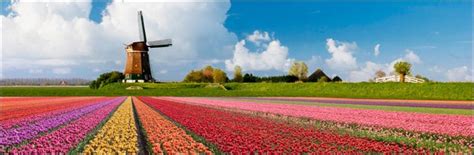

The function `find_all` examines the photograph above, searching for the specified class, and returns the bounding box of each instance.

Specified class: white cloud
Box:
[305,55,322,71]
[374,44,380,56]
[325,38,358,71]
[52,68,71,75]
[404,49,421,64]
[349,61,387,82]
[246,30,271,46]
[225,39,293,72]
[429,65,442,73]
[2,0,237,79]
[446,66,472,82]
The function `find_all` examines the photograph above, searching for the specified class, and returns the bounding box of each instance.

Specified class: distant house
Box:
[375,75,425,83]
[307,69,343,82]
[307,69,331,82]
[59,80,68,86]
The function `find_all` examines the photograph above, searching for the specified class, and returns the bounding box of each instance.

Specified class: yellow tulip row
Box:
[83,97,139,154]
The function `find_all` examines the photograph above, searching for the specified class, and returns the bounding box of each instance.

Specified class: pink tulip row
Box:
[162,97,473,137]
[8,97,124,154]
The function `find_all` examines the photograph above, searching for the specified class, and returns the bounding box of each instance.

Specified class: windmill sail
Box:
[138,11,147,42]
[148,39,172,48]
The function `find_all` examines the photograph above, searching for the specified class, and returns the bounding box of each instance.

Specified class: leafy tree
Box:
[243,73,258,82]
[375,70,386,78]
[183,66,228,83]
[394,61,411,83]
[213,69,228,83]
[89,71,124,89]
[289,61,308,81]
[202,65,214,83]
[183,70,204,82]
[233,65,243,82]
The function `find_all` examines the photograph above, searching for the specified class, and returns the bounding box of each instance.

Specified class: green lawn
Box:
[0,82,472,100]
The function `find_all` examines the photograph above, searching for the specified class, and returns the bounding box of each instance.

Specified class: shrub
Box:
[89,71,124,89]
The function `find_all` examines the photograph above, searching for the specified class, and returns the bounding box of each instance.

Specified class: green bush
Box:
[89,71,124,89]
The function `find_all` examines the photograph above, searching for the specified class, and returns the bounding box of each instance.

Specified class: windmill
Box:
[123,11,172,83]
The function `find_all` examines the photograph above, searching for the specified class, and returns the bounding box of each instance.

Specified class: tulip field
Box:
[0,96,472,154]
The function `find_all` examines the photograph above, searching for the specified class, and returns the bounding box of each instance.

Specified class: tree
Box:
[183,70,204,82]
[213,69,228,83]
[233,65,243,82]
[289,61,308,81]
[89,71,124,89]
[202,65,214,82]
[183,66,228,83]
[243,73,258,82]
[375,70,386,78]
[394,61,411,83]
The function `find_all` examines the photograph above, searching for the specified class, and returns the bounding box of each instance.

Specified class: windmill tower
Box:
[123,11,172,83]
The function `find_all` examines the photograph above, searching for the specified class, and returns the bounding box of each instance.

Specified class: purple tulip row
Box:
[0,101,97,130]
[243,97,473,109]
[8,97,123,154]
[0,97,123,147]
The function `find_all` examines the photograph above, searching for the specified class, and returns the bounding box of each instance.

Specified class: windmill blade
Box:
[138,11,147,42]
[148,39,172,48]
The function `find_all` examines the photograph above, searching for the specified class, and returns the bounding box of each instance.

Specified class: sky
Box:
[1,0,472,82]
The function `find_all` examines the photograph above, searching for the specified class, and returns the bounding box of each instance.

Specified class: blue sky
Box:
[1,0,472,81]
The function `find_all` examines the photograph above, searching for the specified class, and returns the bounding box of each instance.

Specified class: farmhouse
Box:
[375,75,425,83]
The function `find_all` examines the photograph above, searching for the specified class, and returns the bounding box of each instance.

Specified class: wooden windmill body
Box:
[123,11,172,83]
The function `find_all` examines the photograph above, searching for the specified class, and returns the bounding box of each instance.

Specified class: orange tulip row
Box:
[133,97,210,154]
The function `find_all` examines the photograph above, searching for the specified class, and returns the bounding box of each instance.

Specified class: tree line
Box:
[0,78,90,86]
[183,61,342,83]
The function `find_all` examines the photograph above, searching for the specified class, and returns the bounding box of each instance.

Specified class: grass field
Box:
[1,82,472,100]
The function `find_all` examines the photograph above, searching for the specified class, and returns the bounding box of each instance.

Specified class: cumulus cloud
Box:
[349,61,385,82]
[347,51,424,82]
[325,38,358,71]
[305,55,322,71]
[1,0,237,80]
[446,66,472,82]
[246,30,271,46]
[225,37,293,72]
[404,49,421,64]
[374,44,380,56]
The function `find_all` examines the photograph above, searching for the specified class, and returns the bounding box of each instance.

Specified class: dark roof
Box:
[308,69,331,82]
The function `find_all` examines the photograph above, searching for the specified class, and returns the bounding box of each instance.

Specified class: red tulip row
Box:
[133,97,209,154]
[140,97,426,153]
[0,97,112,122]
[0,97,102,112]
